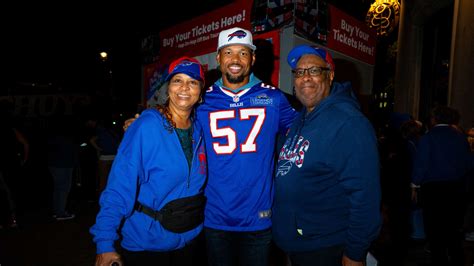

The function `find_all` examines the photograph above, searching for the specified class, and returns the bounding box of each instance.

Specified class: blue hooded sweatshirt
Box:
[272,82,381,261]
[90,109,207,254]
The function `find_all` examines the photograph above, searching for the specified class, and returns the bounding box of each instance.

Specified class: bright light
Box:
[366,0,401,36]
[100,51,108,61]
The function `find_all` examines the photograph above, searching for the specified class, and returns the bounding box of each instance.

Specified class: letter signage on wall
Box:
[327,5,377,65]
[159,0,253,64]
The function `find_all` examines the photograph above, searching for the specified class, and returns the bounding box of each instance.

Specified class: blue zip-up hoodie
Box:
[90,109,207,254]
[273,82,381,261]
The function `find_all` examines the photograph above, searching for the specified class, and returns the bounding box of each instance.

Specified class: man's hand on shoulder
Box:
[123,113,140,131]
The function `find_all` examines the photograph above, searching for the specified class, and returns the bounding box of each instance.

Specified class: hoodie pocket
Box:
[294,214,323,238]
[295,212,347,240]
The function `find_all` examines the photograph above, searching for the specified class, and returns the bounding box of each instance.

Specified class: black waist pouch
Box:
[136,193,206,233]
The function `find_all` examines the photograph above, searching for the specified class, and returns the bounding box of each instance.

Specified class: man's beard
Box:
[225,72,245,84]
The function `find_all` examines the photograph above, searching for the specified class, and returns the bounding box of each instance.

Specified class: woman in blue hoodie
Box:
[90,57,207,266]
[273,45,381,266]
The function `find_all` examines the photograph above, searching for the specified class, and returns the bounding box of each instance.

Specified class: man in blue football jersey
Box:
[198,27,297,266]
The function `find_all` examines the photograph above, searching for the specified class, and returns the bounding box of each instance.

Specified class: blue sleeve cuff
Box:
[96,241,116,254]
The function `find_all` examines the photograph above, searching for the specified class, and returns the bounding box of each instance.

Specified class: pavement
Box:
[0,199,98,266]
[1,189,473,266]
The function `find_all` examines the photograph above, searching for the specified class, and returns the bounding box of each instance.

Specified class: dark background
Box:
[3,1,233,108]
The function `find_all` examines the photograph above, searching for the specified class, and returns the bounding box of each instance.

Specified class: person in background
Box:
[272,45,381,266]
[411,106,472,266]
[47,117,80,220]
[0,101,29,229]
[400,120,426,241]
[90,57,208,266]
[464,127,474,242]
[87,116,121,194]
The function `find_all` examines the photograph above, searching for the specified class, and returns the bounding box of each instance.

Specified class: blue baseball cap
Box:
[287,45,335,71]
[166,57,205,84]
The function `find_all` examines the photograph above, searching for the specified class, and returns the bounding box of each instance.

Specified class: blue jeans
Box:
[205,227,272,266]
[49,167,74,215]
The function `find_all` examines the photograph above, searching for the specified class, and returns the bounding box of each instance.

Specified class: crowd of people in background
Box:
[376,106,473,266]
[0,99,126,228]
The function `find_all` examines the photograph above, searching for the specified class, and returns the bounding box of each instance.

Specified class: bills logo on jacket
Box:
[198,146,207,175]
[276,135,310,176]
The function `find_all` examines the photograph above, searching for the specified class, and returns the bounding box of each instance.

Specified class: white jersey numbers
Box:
[210,108,266,154]
[210,110,237,154]
[240,108,265,153]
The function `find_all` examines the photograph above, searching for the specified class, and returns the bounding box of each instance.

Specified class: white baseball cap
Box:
[217,27,256,52]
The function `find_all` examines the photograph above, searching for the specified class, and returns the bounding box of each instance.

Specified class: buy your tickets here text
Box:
[162,10,246,49]
[332,19,374,56]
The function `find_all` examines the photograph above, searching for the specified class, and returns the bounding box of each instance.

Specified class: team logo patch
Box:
[228,30,247,41]
[233,95,240,103]
[198,146,207,175]
[250,94,273,106]
[276,161,292,176]
[276,135,310,177]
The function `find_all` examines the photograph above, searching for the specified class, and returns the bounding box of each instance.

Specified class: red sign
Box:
[327,5,377,65]
[159,0,253,64]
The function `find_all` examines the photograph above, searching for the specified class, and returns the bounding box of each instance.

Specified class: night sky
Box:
[4,1,232,103]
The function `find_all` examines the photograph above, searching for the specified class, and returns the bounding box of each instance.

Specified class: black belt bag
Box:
[135,193,206,233]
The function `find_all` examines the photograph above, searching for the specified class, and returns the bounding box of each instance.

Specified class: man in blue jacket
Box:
[272,45,381,266]
[411,106,472,266]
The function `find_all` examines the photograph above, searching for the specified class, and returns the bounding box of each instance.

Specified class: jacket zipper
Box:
[188,134,202,188]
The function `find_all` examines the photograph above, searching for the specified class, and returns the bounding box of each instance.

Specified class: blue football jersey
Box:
[197,82,297,231]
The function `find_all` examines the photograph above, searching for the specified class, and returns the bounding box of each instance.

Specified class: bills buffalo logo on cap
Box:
[217,27,256,51]
[165,57,205,84]
[228,30,247,41]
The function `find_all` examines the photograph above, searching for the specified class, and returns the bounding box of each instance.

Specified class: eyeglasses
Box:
[292,66,330,78]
